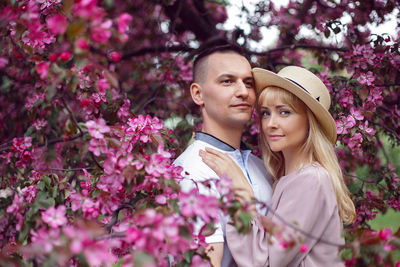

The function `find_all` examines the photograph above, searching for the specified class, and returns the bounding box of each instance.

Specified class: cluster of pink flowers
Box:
[0,0,399,266]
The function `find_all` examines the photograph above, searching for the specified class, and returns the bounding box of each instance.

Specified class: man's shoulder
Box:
[173,140,203,167]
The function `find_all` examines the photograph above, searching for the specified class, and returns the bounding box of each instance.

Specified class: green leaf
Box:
[37,181,45,190]
[38,198,55,209]
[36,191,55,209]
[43,175,52,187]
[51,185,59,198]
[183,250,194,263]
[18,223,31,243]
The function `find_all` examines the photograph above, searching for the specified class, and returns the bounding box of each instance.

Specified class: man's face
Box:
[195,52,256,130]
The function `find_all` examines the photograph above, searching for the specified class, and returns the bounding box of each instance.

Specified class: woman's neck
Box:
[283,149,310,176]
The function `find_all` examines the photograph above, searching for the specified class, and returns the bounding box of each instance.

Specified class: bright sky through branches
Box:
[225,0,399,51]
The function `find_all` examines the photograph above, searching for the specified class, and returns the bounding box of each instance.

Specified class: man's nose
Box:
[235,80,249,98]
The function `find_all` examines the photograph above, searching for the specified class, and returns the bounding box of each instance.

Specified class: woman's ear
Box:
[190,83,204,106]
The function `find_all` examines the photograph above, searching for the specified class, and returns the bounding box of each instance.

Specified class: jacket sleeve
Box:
[227,168,335,267]
[226,215,269,267]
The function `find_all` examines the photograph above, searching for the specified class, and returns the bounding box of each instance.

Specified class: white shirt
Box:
[174,132,273,267]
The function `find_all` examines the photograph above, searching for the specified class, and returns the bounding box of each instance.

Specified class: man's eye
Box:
[222,80,232,84]
[245,81,254,87]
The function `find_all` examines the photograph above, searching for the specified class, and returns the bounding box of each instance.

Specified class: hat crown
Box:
[277,66,331,110]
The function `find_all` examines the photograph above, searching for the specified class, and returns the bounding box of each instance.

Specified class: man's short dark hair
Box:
[192,43,246,83]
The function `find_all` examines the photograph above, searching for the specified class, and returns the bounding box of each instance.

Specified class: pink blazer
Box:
[226,164,345,267]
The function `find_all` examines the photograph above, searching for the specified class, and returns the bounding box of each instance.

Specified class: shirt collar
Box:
[195,131,248,151]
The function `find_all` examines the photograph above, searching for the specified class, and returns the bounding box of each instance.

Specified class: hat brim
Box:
[253,68,337,144]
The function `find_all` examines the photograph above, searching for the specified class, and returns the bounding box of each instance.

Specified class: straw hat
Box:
[253,66,337,144]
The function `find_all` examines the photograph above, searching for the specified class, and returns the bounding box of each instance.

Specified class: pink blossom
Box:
[36,61,50,79]
[49,53,58,62]
[345,115,356,128]
[21,185,37,203]
[180,189,220,224]
[37,0,62,10]
[74,0,103,19]
[67,190,83,211]
[191,255,211,267]
[88,137,108,156]
[350,107,364,120]
[359,121,376,136]
[12,137,32,152]
[63,224,118,266]
[117,13,132,33]
[346,133,363,150]
[117,97,131,121]
[97,78,110,94]
[359,71,375,86]
[25,92,46,110]
[126,227,141,242]
[82,198,100,219]
[29,170,42,182]
[91,20,112,43]
[0,57,8,69]
[76,38,89,50]
[32,118,48,130]
[299,243,308,253]
[86,118,110,139]
[6,194,24,214]
[22,27,55,49]
[110,51,122,62]
[126,114,164,144]
[46,14,67,35]
[60,51,71,61]
[338,88,354,108]
[155,195,167,204]
[92,92,108,104]
[31,227,62,253]
[42,205,68,228]
[378,228,392,241]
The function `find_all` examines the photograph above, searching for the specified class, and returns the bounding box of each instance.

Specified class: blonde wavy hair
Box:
[258,86,356,224]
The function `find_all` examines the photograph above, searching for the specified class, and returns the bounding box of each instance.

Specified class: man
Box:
[174,44,273,267]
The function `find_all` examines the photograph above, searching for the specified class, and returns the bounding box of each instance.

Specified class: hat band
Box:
[285,77,310,94]
[285,77,320,103]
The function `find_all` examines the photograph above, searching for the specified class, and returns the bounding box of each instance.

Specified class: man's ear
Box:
[190,83,204,106]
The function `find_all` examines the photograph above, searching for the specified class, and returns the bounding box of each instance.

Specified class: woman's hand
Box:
[199,147,255,205]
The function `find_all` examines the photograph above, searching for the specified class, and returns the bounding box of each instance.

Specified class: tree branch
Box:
[368,120,400,142]
[122,44,193,60]
[162,0,218,41]
[246,44,349,57]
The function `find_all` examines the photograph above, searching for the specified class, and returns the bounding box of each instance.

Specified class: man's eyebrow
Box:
[216,73,236,79]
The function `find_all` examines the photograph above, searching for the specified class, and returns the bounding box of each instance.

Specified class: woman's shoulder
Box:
[283,163,332,190]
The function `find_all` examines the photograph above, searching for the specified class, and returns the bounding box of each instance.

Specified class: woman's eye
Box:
[261,111,270,117]
[280,110,291,115]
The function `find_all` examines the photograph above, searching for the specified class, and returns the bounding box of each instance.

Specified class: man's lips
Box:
[231,103,252,108]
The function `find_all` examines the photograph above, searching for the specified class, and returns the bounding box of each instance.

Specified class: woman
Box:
[199,66,356,267]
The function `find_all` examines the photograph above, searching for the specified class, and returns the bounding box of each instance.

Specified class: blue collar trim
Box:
[195,131,248,151]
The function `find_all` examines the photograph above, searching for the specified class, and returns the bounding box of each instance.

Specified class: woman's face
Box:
[260,95,308,156]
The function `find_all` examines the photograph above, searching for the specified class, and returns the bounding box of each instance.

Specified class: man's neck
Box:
[201,122,243,149]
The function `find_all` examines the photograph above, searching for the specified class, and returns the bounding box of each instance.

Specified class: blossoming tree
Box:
[0,0,399,266]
